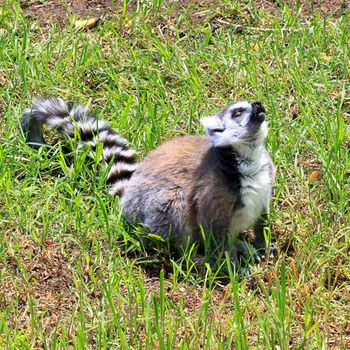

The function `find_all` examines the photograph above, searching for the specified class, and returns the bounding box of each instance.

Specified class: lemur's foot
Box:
[268,242,278,257]
[235,239,278,265]
[242,265,254,276]
[255,242,278,260]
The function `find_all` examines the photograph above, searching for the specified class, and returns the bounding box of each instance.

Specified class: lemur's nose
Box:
[251,101,266,123]
[251,101,266,114]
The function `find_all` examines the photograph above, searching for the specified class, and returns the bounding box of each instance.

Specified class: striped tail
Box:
[21,97,137,196]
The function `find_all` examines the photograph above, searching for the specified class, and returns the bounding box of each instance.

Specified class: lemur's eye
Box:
[211,128,225,133]
[231,108,244,118]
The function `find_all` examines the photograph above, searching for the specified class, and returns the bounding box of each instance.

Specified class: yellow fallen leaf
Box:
[125,19,133,28]
[309,170,320,182]
[250,43,259,51]
[320,52,331,62]
[74,17,100,29]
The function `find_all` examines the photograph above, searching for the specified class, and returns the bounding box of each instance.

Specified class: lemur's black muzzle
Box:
[250,101,266,123]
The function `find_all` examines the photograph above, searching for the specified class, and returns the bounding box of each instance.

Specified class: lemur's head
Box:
[201,101,268,149]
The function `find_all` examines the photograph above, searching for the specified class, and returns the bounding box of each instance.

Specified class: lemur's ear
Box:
[200,115,224,135]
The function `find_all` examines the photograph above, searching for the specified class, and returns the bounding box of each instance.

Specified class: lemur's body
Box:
[21,97,276,268]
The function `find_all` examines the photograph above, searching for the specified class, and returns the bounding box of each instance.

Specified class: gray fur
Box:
[22,98,276,270]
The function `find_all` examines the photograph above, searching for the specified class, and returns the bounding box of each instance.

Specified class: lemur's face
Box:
[201,101,268,148]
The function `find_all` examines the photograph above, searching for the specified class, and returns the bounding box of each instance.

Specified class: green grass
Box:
[1,0,350,348]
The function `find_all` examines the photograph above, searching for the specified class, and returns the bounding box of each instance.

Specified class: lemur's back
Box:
[128,136,209,188]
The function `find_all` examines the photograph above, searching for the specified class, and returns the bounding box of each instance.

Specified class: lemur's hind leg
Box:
[122,179,197,254]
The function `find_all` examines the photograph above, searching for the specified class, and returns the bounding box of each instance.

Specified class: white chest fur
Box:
[230,161,272,233]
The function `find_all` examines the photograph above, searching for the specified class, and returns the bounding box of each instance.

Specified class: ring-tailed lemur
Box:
[21,97,276,270]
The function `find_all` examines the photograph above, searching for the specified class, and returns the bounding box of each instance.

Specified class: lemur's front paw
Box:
[242,265,254,277]
[257,242,278,260]
[268,242,278,258]
[255,243,278,262]
[236,239,278,265]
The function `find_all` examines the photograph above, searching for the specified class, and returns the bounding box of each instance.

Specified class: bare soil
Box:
[20,0,115,24]
[19,0,349,25]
